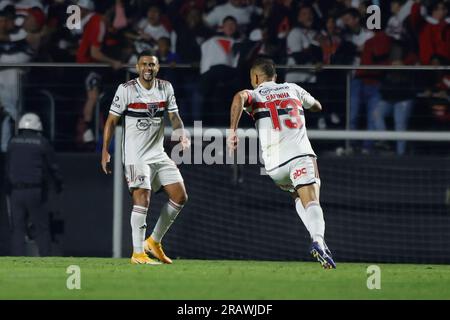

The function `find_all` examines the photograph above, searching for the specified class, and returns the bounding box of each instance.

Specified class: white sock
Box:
[151,199,184,243]
[295,198,311,237]
[131,205,148,253]
[305,201,325,248]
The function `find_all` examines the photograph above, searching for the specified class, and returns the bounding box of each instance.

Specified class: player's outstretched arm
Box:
[169,111,190,150]
[228,90,248,153]
[101,114,121,174]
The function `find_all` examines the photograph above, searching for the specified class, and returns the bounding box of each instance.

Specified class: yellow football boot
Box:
[130,252,162,265]
[144,237,173,264]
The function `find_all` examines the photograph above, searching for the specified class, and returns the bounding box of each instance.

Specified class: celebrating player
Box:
[228,58,336,269]
[101,51,190,265]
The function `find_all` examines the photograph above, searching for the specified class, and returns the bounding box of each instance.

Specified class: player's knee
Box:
[132,189,151,207]
[172,192,188,206]
[178,192,188,206]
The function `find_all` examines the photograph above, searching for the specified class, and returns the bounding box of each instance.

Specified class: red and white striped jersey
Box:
[109,78,178,165]
[244,81,317,171]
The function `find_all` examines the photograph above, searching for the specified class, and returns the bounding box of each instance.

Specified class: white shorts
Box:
[266,155,320,193]
[124,158,183,192]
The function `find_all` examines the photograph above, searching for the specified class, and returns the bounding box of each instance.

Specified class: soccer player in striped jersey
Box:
[101,51,190,265]
[228,58,336,269]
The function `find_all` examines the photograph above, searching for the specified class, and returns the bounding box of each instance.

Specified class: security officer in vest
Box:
[5,113,63,256]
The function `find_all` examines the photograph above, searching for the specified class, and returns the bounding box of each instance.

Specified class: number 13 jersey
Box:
[244,81,317,171]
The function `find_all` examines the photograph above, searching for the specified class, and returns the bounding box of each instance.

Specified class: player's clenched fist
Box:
[179,136,191,151]
[101,150,112,174]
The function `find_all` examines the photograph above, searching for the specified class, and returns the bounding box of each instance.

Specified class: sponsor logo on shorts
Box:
[137,175,146,183]
[136,119,151,131]
[293,168,307,180]
[114,95,119,102]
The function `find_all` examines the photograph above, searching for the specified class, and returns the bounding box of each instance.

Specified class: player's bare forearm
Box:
[102,114,120,152]
[228,91,248,153]
[230,91,247,131]
[169,111,184,132]
[169,111,190,150]
[101,114,120,174]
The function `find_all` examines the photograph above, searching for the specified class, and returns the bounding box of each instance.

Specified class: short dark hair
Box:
[137,50,157,62]
[222,15,237,25]
[251,58,276,78]
[429,0,447,13]
[157,36,170,45]
[342,7,360,19]
[0,5,15,18]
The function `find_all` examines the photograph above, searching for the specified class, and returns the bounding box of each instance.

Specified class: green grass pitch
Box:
[0,257,449,299]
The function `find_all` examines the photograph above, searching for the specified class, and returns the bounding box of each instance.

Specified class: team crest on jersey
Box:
[147,103,159,118]
[136,119,151,131]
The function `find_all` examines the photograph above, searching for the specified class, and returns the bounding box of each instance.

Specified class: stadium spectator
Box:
[239,0,290,69]
[386,0,415,41]
[410,0,450,65]
[241,25,284,65]
[199,15,241,125]
[353,27,393,152]
[285,5,322,84]
[0,0,45,29]
[174,6,212,65]
[0,6,35,152]
[241,0,289,66]
[340,8,376,153]
[155,36,180,86]
[130,4,172,54]
[418,55,450,130]
[315,15,345,131]
[247,0,291,41]
[204,0,260,33]
[318,15,342,65]
[111,0,128,31]
[74,0,123,148]
[373,42,418,155]
[45,0,82,62]
[102,1,133,63]
[340,7,374,66]
[172,6,212,122]
[5,113,63,256]
[0,0,44,11]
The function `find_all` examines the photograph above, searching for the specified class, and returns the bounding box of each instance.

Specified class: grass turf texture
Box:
[0,257,449,299]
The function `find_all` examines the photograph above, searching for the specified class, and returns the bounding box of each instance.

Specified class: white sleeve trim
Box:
[109,110,122,116]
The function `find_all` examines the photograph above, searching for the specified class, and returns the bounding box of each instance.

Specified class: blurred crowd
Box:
[0,0,449,154]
